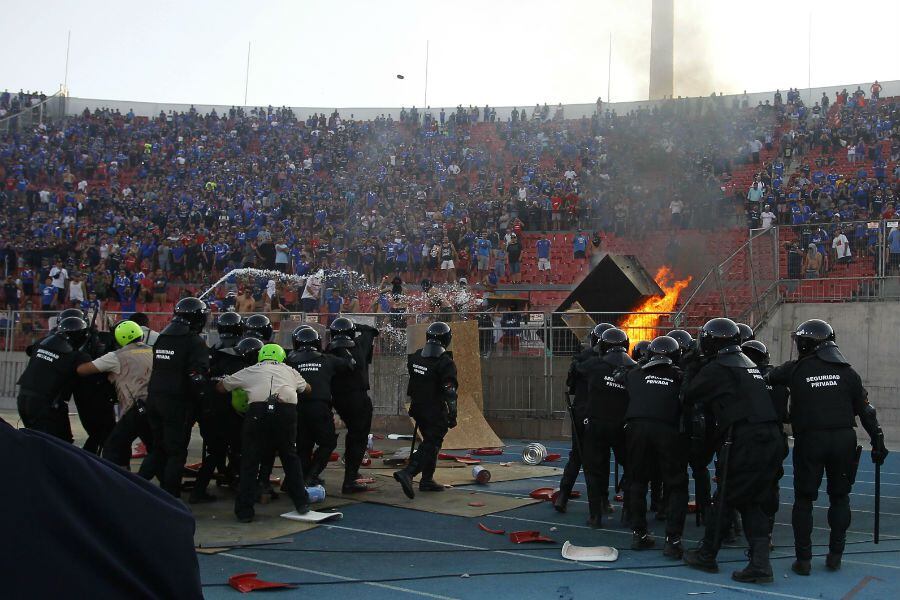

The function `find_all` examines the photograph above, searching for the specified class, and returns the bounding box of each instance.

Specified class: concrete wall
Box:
[757,302,900,443]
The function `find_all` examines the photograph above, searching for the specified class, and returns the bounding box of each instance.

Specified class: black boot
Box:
[586,514,601,529]
[553,488,570,513]
[342,477,369,494]
[293,502,310,515]
[684,542,719,573]
[826,534,844,571]
[731,538,773,584]
[393,469,416,499]
[791,560,811,576]
[631,531,656,550]
[419,479,445,492]
[663,536,684,559]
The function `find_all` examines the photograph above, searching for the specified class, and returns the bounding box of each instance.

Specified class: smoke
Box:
[673,0,741,98]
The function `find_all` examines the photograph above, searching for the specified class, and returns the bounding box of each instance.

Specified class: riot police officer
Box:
[767,319,889,575]
[631,339,651,364]
[576,327,636,527]
[286,326,354,487]
[327,317,380,493]
[190,312,247,502]
[393,322,458,499]
[243,314,274,342]
[218,343,312,522]
[742,339,789,545]
[623,335,687,557]
[76,320,154,468]
[554,322,614,512]
[138,298,210,498]
[736,323,755,344]
[682,318,782,584]
[17,316,92,442]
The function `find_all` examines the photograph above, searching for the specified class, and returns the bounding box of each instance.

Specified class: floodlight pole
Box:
[244,42,251,106]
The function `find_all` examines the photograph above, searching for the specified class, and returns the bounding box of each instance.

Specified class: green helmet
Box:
[114,320,144,348]
[231,389,249,414]
[258,343,286,363]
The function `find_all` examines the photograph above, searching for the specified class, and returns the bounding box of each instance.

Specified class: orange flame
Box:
[619,267,692,350]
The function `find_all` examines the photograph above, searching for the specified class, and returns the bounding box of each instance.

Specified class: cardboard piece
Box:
[281,510,343,523]
[559,302,596,346]
[406,320,502,450]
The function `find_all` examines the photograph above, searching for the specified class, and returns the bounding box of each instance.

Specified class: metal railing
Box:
[0,88,66,134]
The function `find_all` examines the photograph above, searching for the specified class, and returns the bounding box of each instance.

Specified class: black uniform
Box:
[71,330,117,455]
[192,338,245,498]
[576,350,634,522]
[679,348,714,519]
[767,350,876,562]
[684,352,782,560]
[624,361,688,538]
[138,321,209,497]
[760,363,790,532]
[328,323,378,483]
[556,346,593,506]
[285,349,352,483]
[17,334,91,442]
[404,347,458,483]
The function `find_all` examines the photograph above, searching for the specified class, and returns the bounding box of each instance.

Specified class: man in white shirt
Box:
[761,206,776,229]
[832,227,852,266]
[301,271,323,313]
[669,199,685,228]
[218,343,312,522]
[49,261,68,304]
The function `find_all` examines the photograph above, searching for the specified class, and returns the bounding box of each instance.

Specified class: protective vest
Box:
[148,331,209,397]
[17,334,89,405]
[566,347,594,419]
[760,364,789,424]
[286,350,349,403]
[111,342,153,411]
[624,363,682,426]
[687,360,777,436]
[776,355,860,434]
[578,357,631,423]
[329,325,377,394]
[406,350,457,410]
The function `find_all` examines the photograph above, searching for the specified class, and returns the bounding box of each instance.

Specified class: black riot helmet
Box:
[328,316,357,349]
[741,340,769,367]
[736,323,755,343]
[234,337,264,365]
[216,311,244,338]
[698,317,741,357]
[243,314,273,341]
[58,308,86,323]
[292,325,321,351]
[58,316,89,348]
[599,327,629,355]
[666,329,694,353]
[589,322,615,348]
[792,319,835,356]
[631,340,651,362]
[647,335,681,364]
[426,321,452,348]
[173,297,210,333]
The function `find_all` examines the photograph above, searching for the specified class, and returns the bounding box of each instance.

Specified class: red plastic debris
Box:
[468,502,486,507]
[687,501,698,513]
[529,487,556,501]
[329,452,340,462]
[361,457,372,467]
[549,489,581,502]
[185,462,202,472]
[472,448,503,456]
[268,476,282,485]
[356,477,376,485]
[544,453,562,462]
[228,572,296,593]
[438,453,481,465]
[509,530,555,544]
[614,493,624,503]
[368,449,384,458]
[478,522,505,534]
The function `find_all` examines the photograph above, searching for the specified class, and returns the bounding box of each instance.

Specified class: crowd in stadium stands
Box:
[0,89,48,120]
[0,82,895,320]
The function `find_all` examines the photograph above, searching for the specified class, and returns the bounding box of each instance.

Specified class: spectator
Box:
[761,205,776,229]
[831,227,852,267]
[151,270,168,304]
[301,270,323,313]
[2,276,21,311]
[49,261,68,305]
[573,231,588,259]
[40,277,55,311]
[536,233,552,284]
[236,288,256,314]
[669,198,685,229]
[888,225,900,275]
[801,243,823,278]
[507,234,522,284]
[68,273,86,306]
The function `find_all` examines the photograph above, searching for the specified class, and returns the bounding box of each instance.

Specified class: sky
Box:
[3,0,899,109]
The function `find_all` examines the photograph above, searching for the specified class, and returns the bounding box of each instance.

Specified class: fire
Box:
[619,267,692,350]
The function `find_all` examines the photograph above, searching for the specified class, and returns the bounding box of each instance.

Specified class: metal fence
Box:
[0,309,680,419]
[0,89,67,134]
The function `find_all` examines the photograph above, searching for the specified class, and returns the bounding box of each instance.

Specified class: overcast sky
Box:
[3,0,899,108]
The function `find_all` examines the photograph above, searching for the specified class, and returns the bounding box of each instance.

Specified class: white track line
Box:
[219,552,459,600]
[322,524,820,600]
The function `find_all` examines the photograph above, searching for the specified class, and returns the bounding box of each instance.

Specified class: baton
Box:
[563,393,584,457]
[875,460,881,544]
[711,426,734,552]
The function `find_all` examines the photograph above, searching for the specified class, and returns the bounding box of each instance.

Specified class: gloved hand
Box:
[871,432,888,465]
